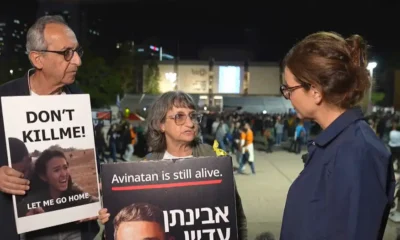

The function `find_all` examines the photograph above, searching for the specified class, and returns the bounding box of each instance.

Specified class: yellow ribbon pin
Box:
[213,140,228,156]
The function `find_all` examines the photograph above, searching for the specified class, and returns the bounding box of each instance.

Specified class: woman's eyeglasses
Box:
[167,112,203,126]
[280,84,305,100]
[35,46,84,61]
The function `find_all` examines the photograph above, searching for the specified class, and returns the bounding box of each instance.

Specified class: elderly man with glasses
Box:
[0,15,99,240]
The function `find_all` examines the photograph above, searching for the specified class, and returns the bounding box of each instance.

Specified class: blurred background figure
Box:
[255,232,276,240]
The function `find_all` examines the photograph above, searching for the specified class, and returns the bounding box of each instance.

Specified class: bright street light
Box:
[367,62,377,78]
[366,61,377,114]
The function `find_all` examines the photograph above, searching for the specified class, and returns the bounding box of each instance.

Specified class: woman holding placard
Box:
[98,91,248,239]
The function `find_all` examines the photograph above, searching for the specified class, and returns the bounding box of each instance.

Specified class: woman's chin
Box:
[180,136,195,143]
[58,185,68,192]
[296,112,304,119]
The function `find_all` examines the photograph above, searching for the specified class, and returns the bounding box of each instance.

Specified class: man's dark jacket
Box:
[0,72,99,240]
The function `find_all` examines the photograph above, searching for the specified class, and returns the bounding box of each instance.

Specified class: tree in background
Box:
[0,55,31,84]
[76,49,123,108]
[0,61,11,85]
[143,59,160,94]
[371,92,385,106]
[113,41,136,93]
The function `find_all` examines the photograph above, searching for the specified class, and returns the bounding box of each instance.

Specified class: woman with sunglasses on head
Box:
[279,32,395,240]
[97,91,248,239]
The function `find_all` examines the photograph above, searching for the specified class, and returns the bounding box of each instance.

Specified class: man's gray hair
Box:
[26,15,68,53]
[146,91,199,152]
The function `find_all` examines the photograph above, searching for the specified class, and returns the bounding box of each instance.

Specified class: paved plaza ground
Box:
[235,149,398,240]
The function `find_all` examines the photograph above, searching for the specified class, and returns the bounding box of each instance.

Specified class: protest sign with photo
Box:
[101,156,238,240]
[1,94,101,234]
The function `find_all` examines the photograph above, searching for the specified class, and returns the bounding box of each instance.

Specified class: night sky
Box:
[3,0,399,69]
[94,1,400,68]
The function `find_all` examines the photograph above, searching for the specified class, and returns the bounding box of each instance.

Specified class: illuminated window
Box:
[165,72,177,82]
[218,66,241,93]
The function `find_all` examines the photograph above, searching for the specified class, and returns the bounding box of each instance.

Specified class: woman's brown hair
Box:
[284,31,371,109]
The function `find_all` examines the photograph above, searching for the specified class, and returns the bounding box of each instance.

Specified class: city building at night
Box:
[121,60,292,113]
[0,18,29,59]
[115,42,174,61]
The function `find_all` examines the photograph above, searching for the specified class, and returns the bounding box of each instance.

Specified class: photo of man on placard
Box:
[113,203,166,240]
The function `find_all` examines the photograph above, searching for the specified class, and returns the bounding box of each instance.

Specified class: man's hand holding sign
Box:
[0,166,30,195]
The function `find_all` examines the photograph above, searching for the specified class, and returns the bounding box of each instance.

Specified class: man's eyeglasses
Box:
[280,84,304,100]
[167,112,203,126]
[36,46,84,61]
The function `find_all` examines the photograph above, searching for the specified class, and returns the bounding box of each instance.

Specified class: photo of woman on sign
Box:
[17,149,98,217]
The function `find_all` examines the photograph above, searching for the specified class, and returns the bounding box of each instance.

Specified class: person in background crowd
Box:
[107,124,119,162]
[288,119,299,153]
[389,122,400,172]
[94,121,106,172]
[237,123,255,175]
[303,119,311,142]
[227,122,235,152]
[215,117,228,152]
[377,113,390,140]
[122,123,136,161]
[211,117,220,135]
[293,120,306,154]
[0,15,99,240]
[274,118,284,146]
[98,91,248,240]
[263,128,273,153]
[255,232,276,240]
[279,32,395,239]
[233,121,243,165]
[133,123,148,158]
[368,119,376,133]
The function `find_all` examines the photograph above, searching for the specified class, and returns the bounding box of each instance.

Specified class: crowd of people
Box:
[93,110,320,177]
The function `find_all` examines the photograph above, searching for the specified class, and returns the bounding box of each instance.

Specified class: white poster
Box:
[1,94,101,234]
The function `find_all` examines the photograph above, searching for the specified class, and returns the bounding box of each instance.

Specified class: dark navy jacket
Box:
[280,108,395,240]
[0,72,99,240]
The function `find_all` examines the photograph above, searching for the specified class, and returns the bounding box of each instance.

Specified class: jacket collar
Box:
[314,107,365,147]
[145,143,216,160]
[22,68,76,95]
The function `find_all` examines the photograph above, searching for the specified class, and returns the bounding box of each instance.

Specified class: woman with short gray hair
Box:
[145,90,203,156]
[99,90,248,239]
